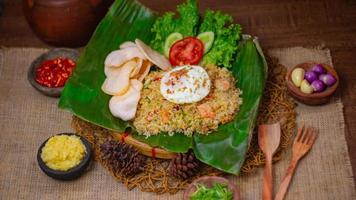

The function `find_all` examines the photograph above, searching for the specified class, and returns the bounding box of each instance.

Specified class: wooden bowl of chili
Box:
[28,48,79,97]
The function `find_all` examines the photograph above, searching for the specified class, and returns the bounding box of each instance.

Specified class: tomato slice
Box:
[169,37,204,66]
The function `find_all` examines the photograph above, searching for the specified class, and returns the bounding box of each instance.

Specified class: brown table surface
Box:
[1,0,355,184]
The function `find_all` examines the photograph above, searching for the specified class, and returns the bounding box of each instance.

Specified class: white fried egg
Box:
[160,65,211,104]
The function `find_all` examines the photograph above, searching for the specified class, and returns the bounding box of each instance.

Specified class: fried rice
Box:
[133,64,242,137]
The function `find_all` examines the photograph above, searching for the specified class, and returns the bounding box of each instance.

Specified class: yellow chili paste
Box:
[41,135,86,171]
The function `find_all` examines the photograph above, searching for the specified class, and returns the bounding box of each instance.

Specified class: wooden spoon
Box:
[258,122,281,200]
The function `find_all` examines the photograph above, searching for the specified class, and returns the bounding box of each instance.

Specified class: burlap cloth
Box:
[0,47,354,199]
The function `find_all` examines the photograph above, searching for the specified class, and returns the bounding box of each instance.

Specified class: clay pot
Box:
[23,0,113,47]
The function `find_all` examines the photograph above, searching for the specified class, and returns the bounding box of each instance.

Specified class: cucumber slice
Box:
[164,32,183,57]
[197,31,215,54]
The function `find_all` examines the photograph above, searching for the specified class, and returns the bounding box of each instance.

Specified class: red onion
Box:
[311,64,326,75]
[304,71,318,83]
[311,80,326,92]
[319,73,336,86]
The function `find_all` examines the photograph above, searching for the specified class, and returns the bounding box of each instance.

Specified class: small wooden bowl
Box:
[27,48,79,97]
[183,176,240,200]
[37,133,92,181]
[286,62,339,105]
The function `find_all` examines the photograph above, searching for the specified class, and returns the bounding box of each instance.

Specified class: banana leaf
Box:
[59,0,156,131]
[59,0,267,175]
[193,36,267,174]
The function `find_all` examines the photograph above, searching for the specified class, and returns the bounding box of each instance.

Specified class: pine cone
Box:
[169,150,201,179]
[100,140,146,177]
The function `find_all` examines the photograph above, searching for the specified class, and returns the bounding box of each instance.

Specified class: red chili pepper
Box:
[153,76,162,82]
[151,147,156,158]
[35,57,76,88]
[120,132,129,143]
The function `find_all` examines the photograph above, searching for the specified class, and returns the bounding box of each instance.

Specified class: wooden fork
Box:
[275,125,318,200]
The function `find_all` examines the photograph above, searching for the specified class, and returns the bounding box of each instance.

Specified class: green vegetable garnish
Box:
[150,0,200,54]
[197,31,215,54]
[199,10,242,68]
[190,183,233,200]
[150,0,241,68]
[164,32,183,57]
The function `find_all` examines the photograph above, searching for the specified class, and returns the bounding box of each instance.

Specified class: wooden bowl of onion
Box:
[286,62,339,105]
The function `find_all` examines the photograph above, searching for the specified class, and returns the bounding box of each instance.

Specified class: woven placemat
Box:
[0,47,354,199]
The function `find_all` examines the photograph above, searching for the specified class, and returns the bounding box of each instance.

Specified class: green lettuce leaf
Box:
[199,10,241,68]
[150,0,200,53]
